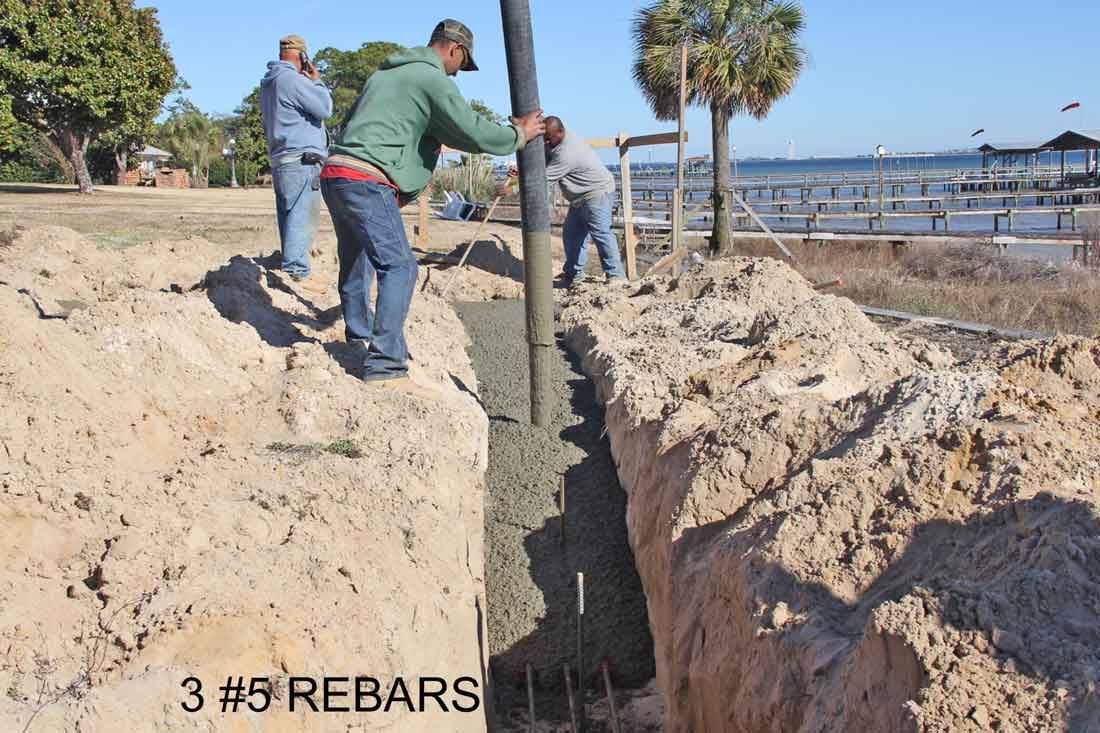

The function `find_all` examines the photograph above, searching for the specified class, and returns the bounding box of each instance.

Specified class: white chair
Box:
[434,191,483,221]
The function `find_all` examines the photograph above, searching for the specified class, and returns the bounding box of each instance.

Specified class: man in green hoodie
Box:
[321,19,544,390]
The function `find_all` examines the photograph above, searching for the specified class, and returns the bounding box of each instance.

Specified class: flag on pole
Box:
[1061,101,1082,112]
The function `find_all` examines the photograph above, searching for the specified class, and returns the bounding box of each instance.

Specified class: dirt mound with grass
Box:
[562,258,1100,732]
[0,226,491,731]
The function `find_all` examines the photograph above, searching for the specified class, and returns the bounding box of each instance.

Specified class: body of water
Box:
[616,152,1096,236]
[630,151,1089,179]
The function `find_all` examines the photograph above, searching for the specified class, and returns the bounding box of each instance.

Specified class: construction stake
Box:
[646,246,688,277]
[729,189,795,260]
[576,572,587,733]
[602,662,621,733]
[440,195,505,298]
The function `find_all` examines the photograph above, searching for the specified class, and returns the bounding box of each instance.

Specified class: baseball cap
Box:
[279,35,308,54]
[430,19,478,72]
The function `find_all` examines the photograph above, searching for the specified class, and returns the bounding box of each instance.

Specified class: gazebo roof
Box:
[978,140,1050,154]
[1040,130,1100,151]
[138,145,173,159]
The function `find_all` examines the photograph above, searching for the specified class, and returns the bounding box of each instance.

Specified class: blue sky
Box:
[143,0,1100,161]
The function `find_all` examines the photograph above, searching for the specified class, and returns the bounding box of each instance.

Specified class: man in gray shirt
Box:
[505,116,625,285]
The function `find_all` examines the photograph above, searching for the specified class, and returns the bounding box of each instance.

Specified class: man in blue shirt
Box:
[260,34,333,293]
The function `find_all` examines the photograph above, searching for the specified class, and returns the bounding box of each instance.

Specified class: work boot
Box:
[553,274,575,290]
[290,274,332,296]
[367,376,441,401]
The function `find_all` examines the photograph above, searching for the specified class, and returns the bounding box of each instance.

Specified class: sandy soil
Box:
[11,184,1091,732]
[562,259,1100,732]
[0,186,504,731]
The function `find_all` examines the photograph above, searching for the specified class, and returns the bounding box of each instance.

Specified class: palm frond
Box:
[631,0,807,121]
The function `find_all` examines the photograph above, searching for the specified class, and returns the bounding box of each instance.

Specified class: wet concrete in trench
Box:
[455,300,654,725]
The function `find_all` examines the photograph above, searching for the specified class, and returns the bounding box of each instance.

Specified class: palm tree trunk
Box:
[709,103,733,256]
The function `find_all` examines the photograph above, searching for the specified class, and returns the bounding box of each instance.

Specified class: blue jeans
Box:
[321,178,418,380]
[272,156,321,279]
[562,193,626,280]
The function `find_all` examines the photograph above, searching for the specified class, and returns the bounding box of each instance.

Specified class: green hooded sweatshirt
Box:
[329,47,526,198]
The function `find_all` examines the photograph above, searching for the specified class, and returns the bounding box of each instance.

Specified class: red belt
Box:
[320,165,397,191]
[321,156,399,193]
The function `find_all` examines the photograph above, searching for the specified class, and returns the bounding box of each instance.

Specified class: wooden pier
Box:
[619,165,1082,194]
[618,174,1100,234]
[423,135,1098,275]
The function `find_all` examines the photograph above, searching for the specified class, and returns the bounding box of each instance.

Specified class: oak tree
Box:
[0,0,176,192]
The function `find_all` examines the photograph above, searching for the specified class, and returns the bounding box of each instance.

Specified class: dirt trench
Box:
[455,299,656,730]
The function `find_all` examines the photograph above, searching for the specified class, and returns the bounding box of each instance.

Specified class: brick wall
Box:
[154,168,190,189]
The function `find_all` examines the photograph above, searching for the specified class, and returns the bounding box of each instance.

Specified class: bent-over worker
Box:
[504,116,626,286]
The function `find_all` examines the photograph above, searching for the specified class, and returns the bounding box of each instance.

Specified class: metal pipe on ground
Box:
[500,0,554,428]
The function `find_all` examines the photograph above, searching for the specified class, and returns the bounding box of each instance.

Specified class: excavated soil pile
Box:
[0,225,491,731]
[455,299,655,729]
[562,258,1100,732]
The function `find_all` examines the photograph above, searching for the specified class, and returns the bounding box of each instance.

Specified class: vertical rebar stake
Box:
[576,572,586,733]
[563,664,579,733]
[559,475,567,547]
[602,662,622,733]
[525,663,536,733]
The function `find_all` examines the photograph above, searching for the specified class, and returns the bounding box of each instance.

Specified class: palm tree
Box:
[157,108,219,188]
[633,0,807,255]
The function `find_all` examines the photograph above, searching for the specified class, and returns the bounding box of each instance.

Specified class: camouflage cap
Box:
[279,35,308,54]
[430,19,478,72]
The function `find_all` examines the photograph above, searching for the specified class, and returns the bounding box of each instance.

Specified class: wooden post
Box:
[878,155,885,229]
[618,132,637,280]
[417,192,430,248]
[672,42,688,254]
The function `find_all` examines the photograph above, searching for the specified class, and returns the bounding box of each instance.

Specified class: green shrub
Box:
[207,156,232,188]
[431,155,500,202]
[0,159,64,183]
